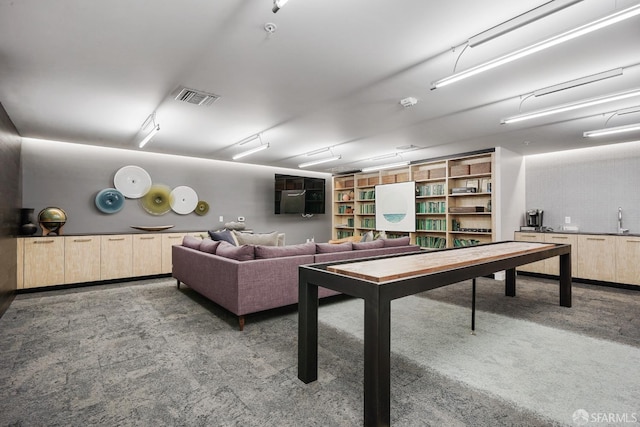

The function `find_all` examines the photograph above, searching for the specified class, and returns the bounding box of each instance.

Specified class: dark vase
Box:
[19,208,38,235]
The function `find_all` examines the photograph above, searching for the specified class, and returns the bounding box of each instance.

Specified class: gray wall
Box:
[21,139,332,244]
[525,141,640,234]
[0,103,21,315]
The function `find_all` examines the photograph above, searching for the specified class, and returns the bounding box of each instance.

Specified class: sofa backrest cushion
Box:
[233,230,280,246]
[255,242,316,259]
[208,229,237,245]
[352,239,385,250]
[183,235,202,250]
[216,241,255,261]
[316,242,352,253]
[382,236,411,247]
[199,239,220,254]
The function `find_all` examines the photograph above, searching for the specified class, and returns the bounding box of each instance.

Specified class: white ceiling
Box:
[1,0,640,173]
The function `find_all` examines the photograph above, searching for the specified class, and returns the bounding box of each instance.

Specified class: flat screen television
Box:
[274,174,325,214]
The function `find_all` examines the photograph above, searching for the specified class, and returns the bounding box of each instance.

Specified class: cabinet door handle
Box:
[626,240,640,243]
[34,240,55,244]
[521,235,538,238]
[551,237,568,240]
[586,237,605,241]
[108,237,126,241]
[168,236,183,239]
[73,238,92,242]
[140,236,155,240]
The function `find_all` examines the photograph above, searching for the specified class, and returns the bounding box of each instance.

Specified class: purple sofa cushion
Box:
[352,239,384,250]
[216,241,255,261]
[382,236,411,247]
[255,242,316,259]
[182,235,202,250]
[208,229,237,245]
[316,242,352,253]
[199,239,220,254]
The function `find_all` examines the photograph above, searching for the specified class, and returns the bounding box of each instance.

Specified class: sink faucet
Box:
[618,207,629,234]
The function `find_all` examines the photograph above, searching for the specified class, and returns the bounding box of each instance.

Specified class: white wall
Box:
[524,141,640,234]
[495,146,526,241]
[21,138,332,244]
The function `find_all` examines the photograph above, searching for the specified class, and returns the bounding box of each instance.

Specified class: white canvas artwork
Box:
[375,181,416,232]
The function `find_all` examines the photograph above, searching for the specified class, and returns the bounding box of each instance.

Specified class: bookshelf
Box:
[331,152,495,249]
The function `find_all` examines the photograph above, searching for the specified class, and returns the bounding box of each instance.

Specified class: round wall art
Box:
[114,165,152,198]
[195,200,209,216]
[170,186,198,215]
[95,188,125,214]
[140,184,173,215]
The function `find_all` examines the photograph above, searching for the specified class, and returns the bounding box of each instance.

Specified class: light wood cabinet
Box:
[100,235,133,280]
[513,232,547,274]
[132,234,162,276]
[23,237,65,288]
[16,238,24,289]
[161,233,187,274]
[64,236,101,284]
[615,236,640,285]
[577,235,616,282]
[543,233,579,276]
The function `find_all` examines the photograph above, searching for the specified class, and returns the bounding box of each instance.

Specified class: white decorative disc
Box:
[170,186,198,214]
[114,165,152,199]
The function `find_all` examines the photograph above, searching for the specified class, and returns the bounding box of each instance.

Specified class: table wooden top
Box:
[326,241,557,283]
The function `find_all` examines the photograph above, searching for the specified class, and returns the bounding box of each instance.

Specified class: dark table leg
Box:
[363,292,391,427]
[505,268,516,297]
[471,278,476,334]
[298,275,319,383]
[559,252,572,307]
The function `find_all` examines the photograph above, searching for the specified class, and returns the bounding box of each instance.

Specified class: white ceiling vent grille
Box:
[174,87,220,106]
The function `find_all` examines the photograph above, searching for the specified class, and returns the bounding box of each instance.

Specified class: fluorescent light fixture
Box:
[272,0,288,13]
[305,147,331,156]
[232,143,269,160]
[584,123,640,138]
[533,68,623,97]
[238,135,261,146]
[138,124,160,148]
[468,0,583,47]
[432,3,640,89]
[369,153,399,161]
[502,88,640,124]
[298,155,341,168]
[361,161,410,173]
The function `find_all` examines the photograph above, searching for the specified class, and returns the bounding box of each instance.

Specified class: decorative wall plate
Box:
[195,200,209,216]
[130,225,175,232]
[95,188,125,214]
[140,184,172,215]
[170,186,198,214]
[114,165,152,198]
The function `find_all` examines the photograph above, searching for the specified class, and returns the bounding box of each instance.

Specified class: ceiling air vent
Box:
[174,87,220,106]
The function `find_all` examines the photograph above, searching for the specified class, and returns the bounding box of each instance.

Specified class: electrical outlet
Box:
[237,216,245,222]
[219,216,224,222]
[565,216,571,224]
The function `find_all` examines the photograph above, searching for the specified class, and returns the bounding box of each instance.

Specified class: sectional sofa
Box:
[172,235,421,330]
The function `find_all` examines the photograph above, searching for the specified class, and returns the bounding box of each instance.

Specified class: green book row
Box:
[358,190,375,200]
[337,230,354,239]
[453,238,480,247]
[415,235,446,248]
[416,218,447,231]
[416,183,445,197]
[359,203,375,214]
[360,218,376,228]
[337,205,353,214]
[416,201,446,213]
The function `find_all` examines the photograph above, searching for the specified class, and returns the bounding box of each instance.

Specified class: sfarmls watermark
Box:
[573,409,638,425]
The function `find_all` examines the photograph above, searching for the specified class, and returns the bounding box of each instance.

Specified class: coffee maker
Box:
[524,209,544,230]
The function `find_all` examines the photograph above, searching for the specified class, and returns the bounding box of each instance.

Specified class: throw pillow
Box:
[208,229,236,245]
[215,241,255,261]
[382,236,411,247]
[232,230,280,246]
[316,242,352,253]
[255,242,316,259]
[182,235,202,250]
[199,239,220,254]
[353,239,385,250]
[360,231,374,242]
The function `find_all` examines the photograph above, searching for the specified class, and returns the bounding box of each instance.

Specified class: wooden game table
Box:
[297,241,571,427]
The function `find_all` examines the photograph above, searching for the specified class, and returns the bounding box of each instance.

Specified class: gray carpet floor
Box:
[0,275,638,426]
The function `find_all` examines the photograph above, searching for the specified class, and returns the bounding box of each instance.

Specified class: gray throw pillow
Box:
[215,241,255,261]
[199,239,220,254]
[208,229,237,245]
